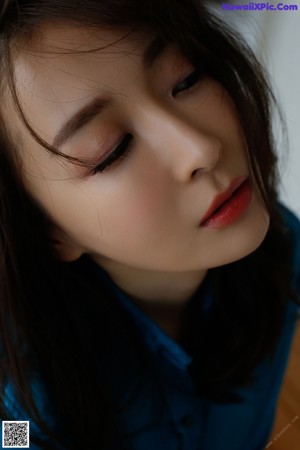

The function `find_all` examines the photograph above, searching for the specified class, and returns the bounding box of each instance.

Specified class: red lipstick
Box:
[200,176,253,228]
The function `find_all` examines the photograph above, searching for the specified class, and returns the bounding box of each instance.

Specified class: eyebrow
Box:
[52,35,167,149]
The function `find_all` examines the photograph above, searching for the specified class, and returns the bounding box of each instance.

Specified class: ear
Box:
[50,226,85,262]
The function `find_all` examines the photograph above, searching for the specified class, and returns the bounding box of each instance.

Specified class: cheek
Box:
[33,173,171,252]
[86,178,170,245]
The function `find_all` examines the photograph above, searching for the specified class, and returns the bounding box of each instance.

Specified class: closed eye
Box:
[91,65,205,175]
[92,133,133,174]
[172,66,206,96]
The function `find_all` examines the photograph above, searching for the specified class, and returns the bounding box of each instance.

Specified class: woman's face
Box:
[8,23,269,281]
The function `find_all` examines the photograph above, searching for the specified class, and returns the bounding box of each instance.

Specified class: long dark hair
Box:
[0,1,299,448]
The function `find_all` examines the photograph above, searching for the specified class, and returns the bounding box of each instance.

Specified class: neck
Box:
[92,256,208,306]
[92,257,209,342]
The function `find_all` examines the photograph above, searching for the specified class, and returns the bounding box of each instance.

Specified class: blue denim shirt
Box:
[1,201,300,449]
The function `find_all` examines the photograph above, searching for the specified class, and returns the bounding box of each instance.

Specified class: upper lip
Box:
[200,176,248,225]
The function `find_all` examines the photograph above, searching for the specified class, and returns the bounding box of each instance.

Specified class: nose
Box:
[141,103,222,182]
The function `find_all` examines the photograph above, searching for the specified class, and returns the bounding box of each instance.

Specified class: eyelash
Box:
[92,67,204,175]
[172,66,205,96]
[92,133,133,174]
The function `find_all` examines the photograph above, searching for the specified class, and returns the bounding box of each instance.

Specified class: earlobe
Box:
[50,227,85,262]
[52,240,84,262]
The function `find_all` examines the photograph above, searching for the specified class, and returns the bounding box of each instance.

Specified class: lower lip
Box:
[200,179,253,229]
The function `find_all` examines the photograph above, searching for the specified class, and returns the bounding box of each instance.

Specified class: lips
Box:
[200,176,248,225]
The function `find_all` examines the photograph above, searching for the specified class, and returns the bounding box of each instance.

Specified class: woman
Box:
[0,0,299,448]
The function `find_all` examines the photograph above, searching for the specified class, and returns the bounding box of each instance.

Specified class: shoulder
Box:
[276,200,300,238]
[276,201,300,282]
[1,374,67,449]
[275,201,300,328]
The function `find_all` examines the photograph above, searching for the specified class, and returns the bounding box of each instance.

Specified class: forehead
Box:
[24,21,147,56]
[9,22,185,148]
[8,23,158,147]
[14,22,148,100]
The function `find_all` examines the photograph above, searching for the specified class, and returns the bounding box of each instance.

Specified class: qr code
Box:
[2,421,29,448]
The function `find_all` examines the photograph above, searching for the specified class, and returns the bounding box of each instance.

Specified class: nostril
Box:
[191,168,203,178]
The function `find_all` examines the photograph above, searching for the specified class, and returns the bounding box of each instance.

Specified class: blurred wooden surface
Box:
[265,320,300,449]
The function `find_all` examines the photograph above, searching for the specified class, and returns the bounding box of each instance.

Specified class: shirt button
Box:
[180,414,194,427]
